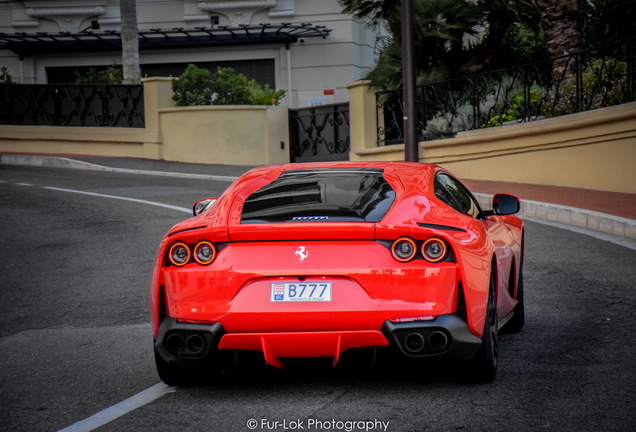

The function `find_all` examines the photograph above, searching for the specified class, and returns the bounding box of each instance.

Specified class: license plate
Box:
[271,282,332,302]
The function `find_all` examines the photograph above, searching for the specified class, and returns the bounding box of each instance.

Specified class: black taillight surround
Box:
[381,237,455,263]
[165,241,228,267]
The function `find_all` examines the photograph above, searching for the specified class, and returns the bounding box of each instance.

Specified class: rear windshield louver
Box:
[241,169,396,224]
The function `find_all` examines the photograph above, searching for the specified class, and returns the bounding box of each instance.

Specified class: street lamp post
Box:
[401,0,419,162]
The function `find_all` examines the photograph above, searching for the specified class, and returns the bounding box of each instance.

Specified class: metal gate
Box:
[289,103,350,163]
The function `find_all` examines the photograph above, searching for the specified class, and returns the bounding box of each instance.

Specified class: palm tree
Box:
[120,0,140,84]
[582,0,636,53]
[478,0,543,68]
[340,0,483,90]
[532,0,584,78]
[339,0,400,29]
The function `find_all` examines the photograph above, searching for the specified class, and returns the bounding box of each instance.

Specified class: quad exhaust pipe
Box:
[186,334,206,355]
[165,333,185,353]
[428,331,449,352]
[403,330,449,354]
[165,332,207,356]
[404,332,426,353]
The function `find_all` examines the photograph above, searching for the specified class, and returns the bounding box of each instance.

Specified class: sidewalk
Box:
[2,154,635,243]
[462,179,636,220]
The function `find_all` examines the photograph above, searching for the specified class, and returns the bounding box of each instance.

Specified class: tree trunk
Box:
[120,0,140,84]
[534,0,584,78]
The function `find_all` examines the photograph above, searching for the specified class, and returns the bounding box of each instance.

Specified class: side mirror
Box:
[193,198,217,216]
[492,193,520,215]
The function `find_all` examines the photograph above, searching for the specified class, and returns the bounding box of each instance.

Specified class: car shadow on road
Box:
[179,346,500,389]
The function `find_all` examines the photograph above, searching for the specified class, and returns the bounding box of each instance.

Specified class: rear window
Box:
[241,168,396,223]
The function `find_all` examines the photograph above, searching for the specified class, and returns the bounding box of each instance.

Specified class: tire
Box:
[469,274,499,383]
[154,343,218,386]
[506,267,525,332]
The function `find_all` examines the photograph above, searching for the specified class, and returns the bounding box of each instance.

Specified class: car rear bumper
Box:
[218,330,388,369]
[382,314,481,361]
[155,313,482,368]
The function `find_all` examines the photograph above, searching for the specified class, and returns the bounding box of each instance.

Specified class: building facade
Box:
[0,0,382,107]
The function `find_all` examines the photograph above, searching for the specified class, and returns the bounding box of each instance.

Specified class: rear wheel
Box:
[506,268,525,332]
[507,233,525,333]
[470,274,499,383]
[154,343,219,386]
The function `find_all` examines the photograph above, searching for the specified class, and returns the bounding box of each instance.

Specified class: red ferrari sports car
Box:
[150,162,524,384]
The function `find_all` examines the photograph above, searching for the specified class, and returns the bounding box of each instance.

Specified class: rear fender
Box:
[452,231,493,338]
[461,262,491,339]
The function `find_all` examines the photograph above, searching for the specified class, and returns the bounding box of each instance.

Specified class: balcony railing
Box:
[377,38,635,145]
[0,84,144,127]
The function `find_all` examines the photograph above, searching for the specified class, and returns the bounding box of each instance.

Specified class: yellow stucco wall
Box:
[158,105,289,166]
[349,79,636,194]
[429,103,636,193]
[0,77,289,166]
[1,79,634,193]
[0,124,160,158]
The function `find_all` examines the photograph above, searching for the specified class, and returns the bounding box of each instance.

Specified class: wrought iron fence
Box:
[377,38,635,145]
[0,84,144,127]
[289,103,350,162]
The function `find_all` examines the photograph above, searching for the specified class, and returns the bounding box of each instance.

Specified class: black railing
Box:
[289,103,350,162]
[377,38,635,145]
[0,84,144,127]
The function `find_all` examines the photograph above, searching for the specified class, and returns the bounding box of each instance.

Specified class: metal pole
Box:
[401,0,419,162]
[286,43,293,109]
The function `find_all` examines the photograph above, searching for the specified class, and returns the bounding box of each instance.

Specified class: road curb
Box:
[0,154,238,182]
[3,154,634,243]
[473,193,636,243]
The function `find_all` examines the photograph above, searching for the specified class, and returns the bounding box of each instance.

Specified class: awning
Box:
[0,23,331,57]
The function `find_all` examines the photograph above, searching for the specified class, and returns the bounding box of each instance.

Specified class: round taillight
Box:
[194,241,216,265]
[391,237,417,262]
[422,238,448,263]
[168,242,191,266]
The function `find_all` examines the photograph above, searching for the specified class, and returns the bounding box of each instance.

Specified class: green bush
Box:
[73,64,122,84]
[545,58,628,117]
[484,90,542,128]
[209,67,251,105]
[248,81,286,105]
[172,64,285,106]
[172,64,214,106]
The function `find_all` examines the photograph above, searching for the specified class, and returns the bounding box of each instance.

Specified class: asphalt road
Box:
[1,164,634,432]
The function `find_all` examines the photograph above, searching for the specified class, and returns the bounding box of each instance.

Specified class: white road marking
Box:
[44,186,191,214]
[6,166,631,431]
[3,178,195,430]
[57,383,176,432]
[32,186,188,430]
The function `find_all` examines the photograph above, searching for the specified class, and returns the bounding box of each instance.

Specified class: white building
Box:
[0,0,382,107]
